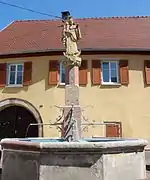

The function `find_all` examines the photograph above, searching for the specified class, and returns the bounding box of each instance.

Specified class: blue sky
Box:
[0,0,150,29]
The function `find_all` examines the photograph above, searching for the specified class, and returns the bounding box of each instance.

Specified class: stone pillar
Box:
[60,12,82,141]
[63,66,81,141]
[65,66,79,86]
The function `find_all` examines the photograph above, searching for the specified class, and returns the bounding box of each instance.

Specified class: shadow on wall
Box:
[129,57,149,88]
[1,87,28,94]
[41,154,102,167]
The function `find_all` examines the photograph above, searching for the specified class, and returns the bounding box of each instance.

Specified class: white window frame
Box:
[7,63,24,87]
[101,60,119,85]
[59,62,65,85]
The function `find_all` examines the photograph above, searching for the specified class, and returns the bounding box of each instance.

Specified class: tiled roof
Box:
[1,16,150,55]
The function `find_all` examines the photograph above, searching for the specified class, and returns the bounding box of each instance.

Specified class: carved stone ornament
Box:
[61,16,82,67]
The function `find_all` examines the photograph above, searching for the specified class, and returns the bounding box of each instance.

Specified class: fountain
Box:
[0,12,147,180]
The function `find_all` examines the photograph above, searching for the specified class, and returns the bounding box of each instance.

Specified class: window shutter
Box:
[79,60,88,85]
[119,60,129,85]
[92,60,101,85]
[23,62,32,86]
[48,60,58,85]
[144,60,150,85]
[0,63,6,87]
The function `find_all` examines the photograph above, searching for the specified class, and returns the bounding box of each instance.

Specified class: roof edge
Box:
[1,48,150,59]
[10,15,150,24]
[83,48,150,52]
[0,21,15,32]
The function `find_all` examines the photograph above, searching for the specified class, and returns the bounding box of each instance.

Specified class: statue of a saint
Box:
[61,16,82,67]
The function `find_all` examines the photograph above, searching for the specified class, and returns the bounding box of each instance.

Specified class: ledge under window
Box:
[5,84,23,88]
[58,82,65,87]
[101,82,121,87]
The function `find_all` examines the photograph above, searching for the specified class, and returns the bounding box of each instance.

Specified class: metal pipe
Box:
[29,123,62,126]
[81,122,119,126]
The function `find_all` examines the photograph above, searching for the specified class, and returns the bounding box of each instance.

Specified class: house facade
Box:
[0,17,150,139]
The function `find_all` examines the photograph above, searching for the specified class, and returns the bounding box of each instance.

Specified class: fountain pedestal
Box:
[62,66,81,141]
[0,138,147,180]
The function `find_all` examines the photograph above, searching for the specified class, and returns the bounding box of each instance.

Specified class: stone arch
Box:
[0,98,43,137]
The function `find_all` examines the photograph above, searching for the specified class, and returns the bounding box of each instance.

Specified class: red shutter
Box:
[0,63,6,87]
[48,60,58,85]
[92,60,101,85]
[23,62,32,86]
[119,60,129,85]
[144,60,150,85]
[106,124,120,137]
[79,60,88,85]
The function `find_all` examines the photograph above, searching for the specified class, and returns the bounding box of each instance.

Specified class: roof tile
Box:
[1,16,150,54]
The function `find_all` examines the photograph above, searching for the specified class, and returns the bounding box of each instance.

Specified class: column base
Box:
[62,105,81,141]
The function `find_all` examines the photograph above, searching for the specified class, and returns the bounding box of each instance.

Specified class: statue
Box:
[61,12,82,67]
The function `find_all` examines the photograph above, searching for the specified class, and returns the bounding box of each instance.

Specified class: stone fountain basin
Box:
[0,138,148,180]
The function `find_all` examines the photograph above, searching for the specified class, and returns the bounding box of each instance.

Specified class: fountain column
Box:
[61,11,82,141]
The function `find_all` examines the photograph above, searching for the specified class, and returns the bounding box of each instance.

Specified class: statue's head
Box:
[61,11,74,25]
[68,17,74,25]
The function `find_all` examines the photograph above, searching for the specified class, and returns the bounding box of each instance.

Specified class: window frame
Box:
[101,60,120,85]
[7,63,24,87]
[59,62,65,85]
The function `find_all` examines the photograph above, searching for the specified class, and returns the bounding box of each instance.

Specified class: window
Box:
[7,64,24,86]
[59,63,65,84]
[101,61,119,84]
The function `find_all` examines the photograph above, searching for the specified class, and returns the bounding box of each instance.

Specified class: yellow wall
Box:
[0,54,150,139]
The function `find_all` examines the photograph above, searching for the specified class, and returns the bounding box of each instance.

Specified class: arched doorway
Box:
[0,106,38,138]
[0,98,43,139]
